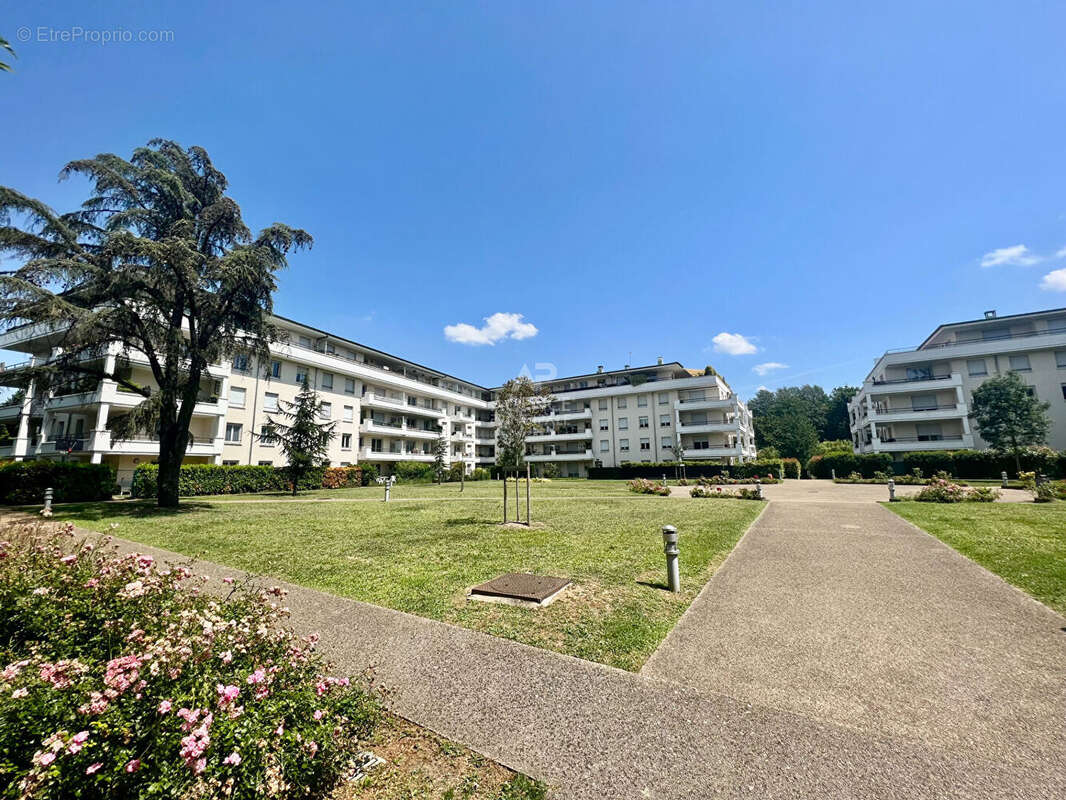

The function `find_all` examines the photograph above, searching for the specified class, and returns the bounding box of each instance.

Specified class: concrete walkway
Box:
[669,480,1033,502]
[73,509,1065,800]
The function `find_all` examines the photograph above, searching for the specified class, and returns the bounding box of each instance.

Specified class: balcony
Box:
[870,403,967,423]
[865,372,962,395]
[526,429,594,443]
[525,449,594,462]
[532,408,592,423]
[475,436,496,445]
[675,397,735,411]
[360,448,434,462]
[682,446,744,459]
[360,394,445,418]
[864,434,974,453]
[676,420,738,434]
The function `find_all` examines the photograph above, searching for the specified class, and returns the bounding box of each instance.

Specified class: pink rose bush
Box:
[626,479,671,496]
[0,521,379,799]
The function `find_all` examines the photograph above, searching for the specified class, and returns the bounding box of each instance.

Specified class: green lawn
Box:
[53,481,762,671]
[887,501,1066,615]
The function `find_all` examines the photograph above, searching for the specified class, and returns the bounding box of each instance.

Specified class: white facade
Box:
[0,317,754,488]
[499,361,756,477]
[849,308,1066,455]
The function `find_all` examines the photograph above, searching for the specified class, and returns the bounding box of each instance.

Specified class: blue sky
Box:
[3,1,1066,396]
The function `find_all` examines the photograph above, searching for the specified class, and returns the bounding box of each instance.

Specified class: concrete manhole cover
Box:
[468,573,572,607]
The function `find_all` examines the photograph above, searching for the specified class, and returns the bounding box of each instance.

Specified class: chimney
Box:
[624,364,630,370]
[984,309,997,319]
[597,365,604,373]
[657,356,663,365]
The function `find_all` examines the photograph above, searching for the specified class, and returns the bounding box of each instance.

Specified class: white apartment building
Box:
[0,316,754,487]
[849,308,1066,456]
[502,361,756,477]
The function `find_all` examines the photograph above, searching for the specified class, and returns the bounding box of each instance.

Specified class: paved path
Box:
[58,506,1064,800]
[669,481,1033,502]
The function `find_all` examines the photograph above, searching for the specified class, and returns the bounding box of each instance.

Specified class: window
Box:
[967,358,987,377]
[639,437,650,451]
[260,425,275,445]
[1023,386,1036,398]
[693,440,710,450]
[618,417,628,430]
[599,419,609,431]
[637,395,648,407]
[915,422,943,442]
[228,386,246,408]
[598,399,608,410]
[1009,354,1031,372]
[319,402,332,419]
[225,423,242,443]
[906,366,933,381]
[371,438,383,453]
[269,360,282,378]
[321,372,333,390]
[232,354,249,372]
[295,368,307,384]
[911,394,937,411]
[341,433,353,449]
[616,397,627,409]
[257,460,273,466]
[619,438,630,452]
[345,378,356,394]
[222,459,238,466]
[263,392,279,412]
[658,392,669,405]
[298,335,312,348]
[343,405,354,422]
[661,436,673,449]
[638,416,649,429]
[659,414,671,427]
[1056,351,1066,368]
[600,439,609,452]
[1061,384,1066,401]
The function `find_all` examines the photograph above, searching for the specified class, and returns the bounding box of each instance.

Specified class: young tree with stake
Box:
[969,371,1051,474]
[494,376,552,524]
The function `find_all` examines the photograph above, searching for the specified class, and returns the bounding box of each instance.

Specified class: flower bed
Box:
[690,485,763,500]
[626,478,670,496]
[695,475,779,486]
[911,479,999,503]
[0,521,379,799]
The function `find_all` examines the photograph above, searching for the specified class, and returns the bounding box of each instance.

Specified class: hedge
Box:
[130,463,364,498]
[781,458,801,479]
[589,460,784,481]
[806,452,892,479]
[0,461,116,505]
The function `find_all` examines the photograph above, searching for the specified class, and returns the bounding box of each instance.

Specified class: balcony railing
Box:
[876,435,964,443]
[872,374,951,386]
[874,403,960,414]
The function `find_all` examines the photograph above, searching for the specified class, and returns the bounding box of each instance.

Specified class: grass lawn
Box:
[52,481,762,671]
[887,501,1066,615]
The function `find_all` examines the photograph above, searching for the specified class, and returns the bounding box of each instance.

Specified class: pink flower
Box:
[86,762,103,775]
[68,730,90,753]
[313,709,325,721]
[222,577,234,585]
[158,700,172,714]
[125,759,141,773]
[39,751,56,767]
[219,650,233,664]
[216,683,240,708]
[32,587,49,596]
[223,750,241,766]
[246,668,266,685]
[12,687,28,699]
[59,555,77,565]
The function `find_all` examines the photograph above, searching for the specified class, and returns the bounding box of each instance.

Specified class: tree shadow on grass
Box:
[39,500,215,521]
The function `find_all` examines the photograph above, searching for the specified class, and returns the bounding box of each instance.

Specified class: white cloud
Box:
[444,312,538,346]
[1056,246,1066,258]
[752,361,788,376]
[711,332,758,355]
[1040,268,1066,292]
[980,244,1041,267]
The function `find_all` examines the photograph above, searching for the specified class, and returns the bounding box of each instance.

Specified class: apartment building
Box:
[848,308,1066,456]
[503,361,756,477]
[0,316,754,487]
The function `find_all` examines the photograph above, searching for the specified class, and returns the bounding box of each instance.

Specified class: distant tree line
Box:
[748,385,858,462]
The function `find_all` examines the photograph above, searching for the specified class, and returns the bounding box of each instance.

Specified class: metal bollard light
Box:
[888,479,896,502]
[754,478,763,499]
[831,469,836,481]
[43,487,53,514]
[1001,471,1009,489]
[662,473,667,485]
[661,525,680,593]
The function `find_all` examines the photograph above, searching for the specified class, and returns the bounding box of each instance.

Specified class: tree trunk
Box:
[156,441,183,508]
[502,470,508,523]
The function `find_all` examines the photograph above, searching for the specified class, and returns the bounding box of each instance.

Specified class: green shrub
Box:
[360,464,379,485]
[806,452,890,479]
[540,462,560,479]
[0,520,379,798]
[446,462,465,482]
[690,485,763,500]
[394,461,435,482]
[912,478,1000,503]
[321,465,363,489]
[0,462,115,505]
[131,464,328,498]
[471,468,491,481]
[781,458,801,479]
[626,478,669,496]
[901,451,956,477]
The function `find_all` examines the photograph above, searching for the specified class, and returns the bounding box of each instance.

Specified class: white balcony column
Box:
[89,402,111,463]
[955,384,965,407]
[13,369,36,460]
[961,414,972,437]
